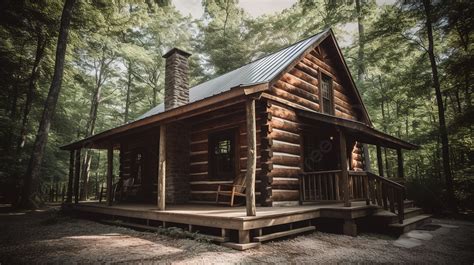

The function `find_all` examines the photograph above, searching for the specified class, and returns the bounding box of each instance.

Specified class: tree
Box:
[421,0,456,211]
[18,0,76,208]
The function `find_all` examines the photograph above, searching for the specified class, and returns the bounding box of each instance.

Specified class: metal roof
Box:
[138,30,328,120]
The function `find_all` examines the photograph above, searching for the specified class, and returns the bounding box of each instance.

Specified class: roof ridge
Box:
[192,28,330,88]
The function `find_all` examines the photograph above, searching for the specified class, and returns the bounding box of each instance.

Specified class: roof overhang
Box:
[296,109,419,150]
[60,83,269,150]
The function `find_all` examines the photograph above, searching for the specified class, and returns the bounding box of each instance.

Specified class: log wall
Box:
[188,102,269,204]
[261,39,366,204]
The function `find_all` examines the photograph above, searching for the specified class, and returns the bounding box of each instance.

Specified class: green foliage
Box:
[0,0,471,210]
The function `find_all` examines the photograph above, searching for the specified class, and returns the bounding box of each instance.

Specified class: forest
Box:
[0,0,472,213]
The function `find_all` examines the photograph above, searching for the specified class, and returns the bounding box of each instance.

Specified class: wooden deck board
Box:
[67,201,377,230]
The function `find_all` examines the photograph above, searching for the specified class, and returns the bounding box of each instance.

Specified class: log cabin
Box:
[61,29,430,250]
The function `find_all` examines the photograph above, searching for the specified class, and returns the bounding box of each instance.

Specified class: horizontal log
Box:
[191,142,208,152]
[304,54,340,82]
[269,128,300,144]
[280,73,318,95]
[272,140,301,155]
[267,168,301,178]
[272,153,301,167]
[335,109,355,120]
[272,177,299,189]
[190,163,208,174]
[190,152,208,163]
[268,104,298,122]
[269,86,319,112]
[289,67,319,87]
[270,116,300,134]
[271,189,299,201]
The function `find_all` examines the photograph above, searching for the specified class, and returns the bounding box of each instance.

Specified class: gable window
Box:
[321,75,334,115]
[209,129,236,179]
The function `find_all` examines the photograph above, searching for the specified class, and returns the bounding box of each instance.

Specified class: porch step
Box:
[388,214,432,235]
[373,207,423,223]
[221,242,261,251]
[253,226,316,242]
[404,200,415,208]
[404,207,424,219]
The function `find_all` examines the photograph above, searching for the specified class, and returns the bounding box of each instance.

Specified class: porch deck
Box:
[65,201,379,250]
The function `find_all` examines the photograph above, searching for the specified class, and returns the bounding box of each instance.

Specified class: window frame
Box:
[208,128,238,180]
[319,72,335,115]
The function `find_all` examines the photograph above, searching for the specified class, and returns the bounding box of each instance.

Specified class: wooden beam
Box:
[397,148,404,179]
[339,130,351,207]
[245,98,257,216]
[66,150,74,203]
[73,149,81,204]
[376,145,384,177]
[158,125,166,210]
[106,146,113,206]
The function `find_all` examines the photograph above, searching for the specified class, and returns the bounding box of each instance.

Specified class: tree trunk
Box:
[124,60,132,123]
[80,81,102,200]
[355,0,365,82]
[17,30,47,152]
[422,0,456,211]
[18,0,76,209]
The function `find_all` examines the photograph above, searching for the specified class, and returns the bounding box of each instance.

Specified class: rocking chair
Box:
[216,174,246,206]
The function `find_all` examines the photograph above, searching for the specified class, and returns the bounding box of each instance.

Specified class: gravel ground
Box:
[0,205,473,264]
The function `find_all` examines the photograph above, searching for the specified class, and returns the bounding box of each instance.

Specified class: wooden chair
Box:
[216,174,247,206]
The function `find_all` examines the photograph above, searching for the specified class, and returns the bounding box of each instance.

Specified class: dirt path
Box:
[0,205,473,264]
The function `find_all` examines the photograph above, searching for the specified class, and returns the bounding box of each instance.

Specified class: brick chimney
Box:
[162,48,191,110]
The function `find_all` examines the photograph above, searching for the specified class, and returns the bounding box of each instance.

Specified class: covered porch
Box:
[296,109,419,224]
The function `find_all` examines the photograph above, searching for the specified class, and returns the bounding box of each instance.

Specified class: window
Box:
[321,75,334,115]
[209,130,236,179]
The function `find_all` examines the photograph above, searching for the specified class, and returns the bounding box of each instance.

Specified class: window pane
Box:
[321,77,332,114]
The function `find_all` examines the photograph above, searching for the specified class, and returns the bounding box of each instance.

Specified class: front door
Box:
[303,130,339,172]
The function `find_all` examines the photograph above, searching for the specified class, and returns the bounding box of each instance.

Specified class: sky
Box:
[173,0,297,18]
[173,0,397,19]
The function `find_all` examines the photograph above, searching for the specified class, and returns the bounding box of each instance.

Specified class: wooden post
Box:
[376,145,384,177]
[66,150,75,203]
[73,149,81,204]
[397,148,404,179]
[339,129,351,207]
[158,125,166,210]
[245,98,257,216]
[106,146,113,206]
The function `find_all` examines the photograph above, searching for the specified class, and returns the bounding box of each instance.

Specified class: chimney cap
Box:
[163,48,192,59]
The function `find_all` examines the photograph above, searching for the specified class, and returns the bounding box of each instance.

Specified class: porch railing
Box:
[300,170,406,223]
[366,171,405,223]
[300,170,342,202]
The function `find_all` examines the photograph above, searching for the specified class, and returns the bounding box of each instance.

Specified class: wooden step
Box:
[221,242,261,251]
[404,200,415,208]
[253,226,316,242]
[403,207,423,219]
[388,214,432,235]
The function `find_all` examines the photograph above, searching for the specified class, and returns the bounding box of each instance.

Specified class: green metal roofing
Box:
[138,29,329,120]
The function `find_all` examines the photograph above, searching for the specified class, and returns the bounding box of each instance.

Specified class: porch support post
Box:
[106,145,114,206]
[66,150,75,203]
[158,125,166,210]
[338,129,351,207]
[73,149,81,204]
[245,98,257,216]
[397,148,404,179]
[376,145,384,177]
